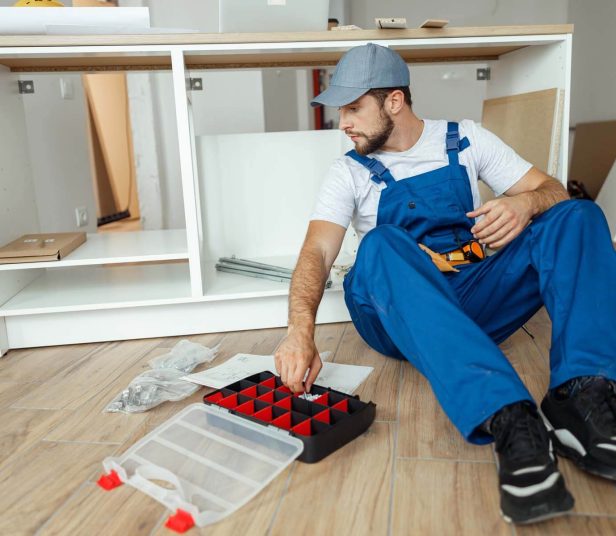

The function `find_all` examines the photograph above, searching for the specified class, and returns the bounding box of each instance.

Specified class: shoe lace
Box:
[492,404,548,463]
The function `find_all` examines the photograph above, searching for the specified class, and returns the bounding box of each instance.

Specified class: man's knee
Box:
[541,199,603,222]
[358,224,405,252]
[356,224,426,261]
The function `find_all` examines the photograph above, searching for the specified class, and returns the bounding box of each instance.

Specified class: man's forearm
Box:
[288,245,329,338]
[519,178,570,218]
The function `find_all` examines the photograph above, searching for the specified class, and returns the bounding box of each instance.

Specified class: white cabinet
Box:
[0,25,573,353]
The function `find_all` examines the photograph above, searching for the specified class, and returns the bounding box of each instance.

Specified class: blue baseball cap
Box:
[311,43,410,107]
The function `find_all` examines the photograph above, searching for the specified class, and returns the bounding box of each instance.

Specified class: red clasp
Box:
[96,469,123,490]
[165,509,195,533]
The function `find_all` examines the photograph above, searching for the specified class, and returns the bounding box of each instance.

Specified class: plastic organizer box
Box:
[203,370,376,463]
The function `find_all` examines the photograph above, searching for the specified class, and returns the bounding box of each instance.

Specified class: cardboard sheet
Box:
[569,121,616,199]
[0,232,86,264]
[482,88,564,177]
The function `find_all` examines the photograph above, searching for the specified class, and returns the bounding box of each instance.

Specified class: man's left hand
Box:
[466,195,533,249]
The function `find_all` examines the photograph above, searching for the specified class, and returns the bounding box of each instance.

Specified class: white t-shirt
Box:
[310,119,533,241]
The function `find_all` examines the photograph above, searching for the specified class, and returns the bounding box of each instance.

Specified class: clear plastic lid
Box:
[103,403,304,527]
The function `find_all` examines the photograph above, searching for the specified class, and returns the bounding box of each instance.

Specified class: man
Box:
[274,43,616,524]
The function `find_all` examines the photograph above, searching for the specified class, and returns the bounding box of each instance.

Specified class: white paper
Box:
[183,352,373,395]
[0,7,149,35]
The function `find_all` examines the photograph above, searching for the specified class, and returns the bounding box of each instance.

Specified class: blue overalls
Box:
[343,122,616,444]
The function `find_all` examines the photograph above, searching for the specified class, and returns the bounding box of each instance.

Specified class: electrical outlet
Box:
[75,207,88,228]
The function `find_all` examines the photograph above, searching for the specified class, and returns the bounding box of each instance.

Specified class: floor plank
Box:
[515,515,616,535]
[270,422,393,536]
[0,441,116,535]
[525,307,552,360]
[392,458,508,536]
[0,381,41,408]
[0,408,69,473]
[331,325,401,421]
[38,482,164,536]
[0,343,103,383]
[44,334,223,442]
[501,328,549,377]
[397,360,493,461]
[560,458,616,516]
[11,339,162,410]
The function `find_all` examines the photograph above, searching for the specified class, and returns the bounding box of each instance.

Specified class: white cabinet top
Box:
[0,25,573,73]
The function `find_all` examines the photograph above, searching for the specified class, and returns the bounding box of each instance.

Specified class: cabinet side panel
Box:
[0,66,39,245]
[0,66,42,319]
[486,39,570,183]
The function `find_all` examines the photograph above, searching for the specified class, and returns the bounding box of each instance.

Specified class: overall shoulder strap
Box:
[345,150,394,186]
[445,121,471,166]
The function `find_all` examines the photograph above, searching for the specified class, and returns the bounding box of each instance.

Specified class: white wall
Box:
[20,73,97,234]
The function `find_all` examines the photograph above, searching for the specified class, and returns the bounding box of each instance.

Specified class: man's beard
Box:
[353,109,395,156]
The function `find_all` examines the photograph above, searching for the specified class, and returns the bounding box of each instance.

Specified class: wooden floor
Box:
[1,308,616,536]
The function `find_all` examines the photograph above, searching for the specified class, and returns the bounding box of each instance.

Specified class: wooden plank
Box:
[515,515,616,535]
[0,381,40,408]
[482,88,563,175]
[11,338,162,410]
[0,408,69,473]
[570,121,616,199]
[44,334,224,443]
[0,25,574,48]
[0,441,116,535]
[520,374,549,404]
[331,324,401,421]
[559,458,616,516]
[396,360,493,461]
[392,459,508,535]
[525,307,553,364]
[500,327,548,377]
[270,422,393,535]
[0,342,104,383]
[38,482,164,536]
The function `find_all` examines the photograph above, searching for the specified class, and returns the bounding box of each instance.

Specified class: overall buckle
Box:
[446,131,459,152]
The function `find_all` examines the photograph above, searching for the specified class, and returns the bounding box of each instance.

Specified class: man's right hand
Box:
[274,330,322,394]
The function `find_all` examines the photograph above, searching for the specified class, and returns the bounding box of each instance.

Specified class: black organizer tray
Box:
[202,370,376,463]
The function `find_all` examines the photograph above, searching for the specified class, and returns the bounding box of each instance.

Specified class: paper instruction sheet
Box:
[183,352,373,395]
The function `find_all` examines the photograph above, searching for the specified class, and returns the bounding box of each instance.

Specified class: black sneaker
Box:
[541,376,616,480]
[490,401,574,524]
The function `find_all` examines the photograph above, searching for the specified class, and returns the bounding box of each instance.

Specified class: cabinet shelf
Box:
[0,263,192,316]
[0,229,188,271]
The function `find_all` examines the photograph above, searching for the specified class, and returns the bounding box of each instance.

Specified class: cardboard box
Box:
[0,232,86,264]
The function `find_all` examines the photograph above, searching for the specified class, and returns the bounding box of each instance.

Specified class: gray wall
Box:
[568,0,616,124]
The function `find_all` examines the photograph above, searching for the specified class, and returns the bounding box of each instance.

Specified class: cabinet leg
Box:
[0,317,8,357]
